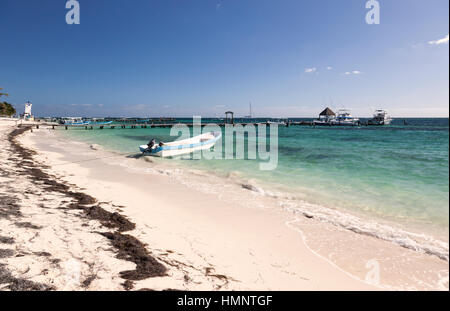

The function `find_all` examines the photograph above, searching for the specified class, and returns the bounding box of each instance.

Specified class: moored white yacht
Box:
[368,109,392,125]
[59,117,90,125]
[330,109,360,126]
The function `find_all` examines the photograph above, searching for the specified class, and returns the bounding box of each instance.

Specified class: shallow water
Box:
[61,118,449,240]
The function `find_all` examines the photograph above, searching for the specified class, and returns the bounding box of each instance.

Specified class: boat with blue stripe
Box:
[139,131,222,157]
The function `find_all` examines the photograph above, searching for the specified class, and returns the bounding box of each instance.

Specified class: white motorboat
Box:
[60,117,90,126]
[368,109,392,125]
[139,131,222,157]
[330,109,360,126]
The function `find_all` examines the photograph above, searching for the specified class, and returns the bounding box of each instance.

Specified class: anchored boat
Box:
[368,109,392,125]
[139,131,222,157]
[330,109,360,126]
[90,120,113,125]
[59,117,91,126]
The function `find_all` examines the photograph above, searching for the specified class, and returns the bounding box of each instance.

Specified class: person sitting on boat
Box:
[159,141,164,147]
[147,138,156,150]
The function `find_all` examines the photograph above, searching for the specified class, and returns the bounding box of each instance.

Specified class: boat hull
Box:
[140,131,222,157]
[330,121,360,126]
[367,119,392,126]
[313,121,332,126]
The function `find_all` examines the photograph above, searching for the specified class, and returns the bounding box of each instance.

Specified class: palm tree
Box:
[0,87,9,99]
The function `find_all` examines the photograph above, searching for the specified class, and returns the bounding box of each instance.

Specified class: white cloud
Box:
[343,70,362,75]
[326,66,333,70]
[304,67,317,73]
[428,34,449,45]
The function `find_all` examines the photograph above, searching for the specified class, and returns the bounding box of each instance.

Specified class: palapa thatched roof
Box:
[319,107,335,116]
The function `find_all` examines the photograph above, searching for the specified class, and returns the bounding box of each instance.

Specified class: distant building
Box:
[318,107,335,122]
[313,107,336,126]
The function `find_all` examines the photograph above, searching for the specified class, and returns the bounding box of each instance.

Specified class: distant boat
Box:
[367,109,392,126]
[60,117,90,125]
[330,109,360,126]
[265,119,287,126]
[91,120,113,125]
[139,131,222,157]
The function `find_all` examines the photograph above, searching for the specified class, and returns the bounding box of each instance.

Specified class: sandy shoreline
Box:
[1,120,448,290]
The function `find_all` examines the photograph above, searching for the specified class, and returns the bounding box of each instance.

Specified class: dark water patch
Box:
[0,236,14,244]
[278,132,300,139]
[99,232,167,281]
[339,136,368,142]
[382,152,437,162]
[279,145,306,155]
[304,153,337,161]
[378,126,448,132]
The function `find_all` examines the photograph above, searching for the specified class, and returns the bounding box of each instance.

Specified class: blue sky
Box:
[0,0,448,117]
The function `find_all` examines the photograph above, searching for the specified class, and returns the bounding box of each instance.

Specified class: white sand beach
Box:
[0,120,448,291]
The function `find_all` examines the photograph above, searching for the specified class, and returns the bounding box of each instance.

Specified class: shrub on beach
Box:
[0,102,16,117]
[0,88,16,117]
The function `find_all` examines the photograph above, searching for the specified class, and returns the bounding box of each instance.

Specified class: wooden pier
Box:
[36,120,314,130]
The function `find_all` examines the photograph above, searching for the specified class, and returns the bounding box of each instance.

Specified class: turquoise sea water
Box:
[61,118,449,237]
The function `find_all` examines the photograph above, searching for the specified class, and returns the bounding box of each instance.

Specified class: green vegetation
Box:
[0,88,16,116]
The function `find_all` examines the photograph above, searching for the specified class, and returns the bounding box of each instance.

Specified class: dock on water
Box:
[29,120,314,130]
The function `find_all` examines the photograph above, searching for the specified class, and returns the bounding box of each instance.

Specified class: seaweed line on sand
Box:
[6,126,167,290]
